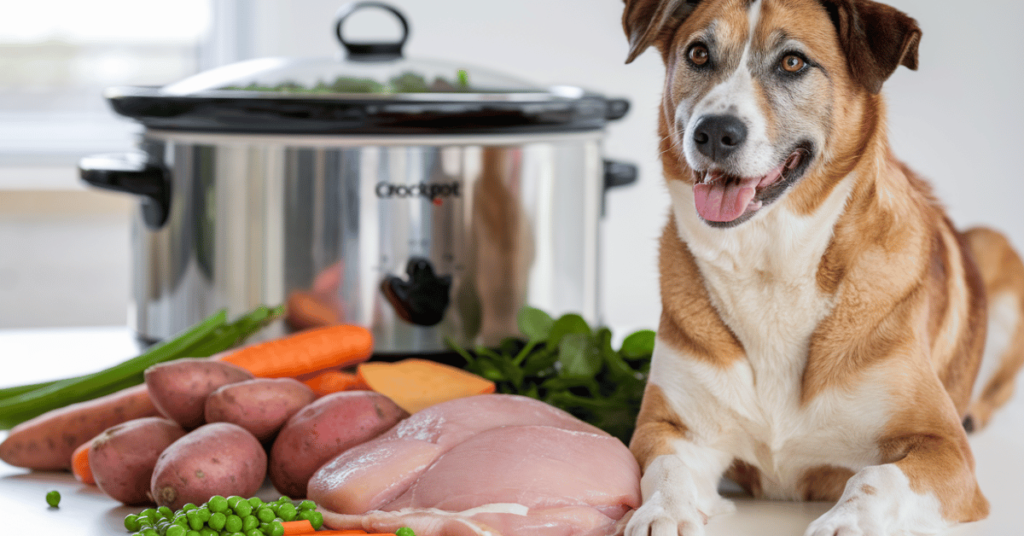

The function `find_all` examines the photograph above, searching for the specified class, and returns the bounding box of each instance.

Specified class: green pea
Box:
[209,512,227,531]
[44,490,61,507]
[308,511,323,530]
[208,495,229,514]
[139,508,158,521]
[246,530,263,536]
[268,521,284,536]
[242,515,259,532]
[227,496,242,509]
[187,512,205,531]
[259,522,271,534]
[124,514,142,532]
[197,507,212,522]
[297,500,316,511]
[395,527,416,536]
[199,529,218,536]
[233,501,253,518]
[186,531,201,536]
[166,525,187,536]
[158,506,174,519]
[256,507,275,523]
[247,497,263,509]
[226,514,243,533]
[276,503,297,522]
[267,502,280,515]
[182,503,198,512]
[276,496,291,503]
[141,529,159,536]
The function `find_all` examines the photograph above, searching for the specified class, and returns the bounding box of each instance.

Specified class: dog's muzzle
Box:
[693,114,748,163]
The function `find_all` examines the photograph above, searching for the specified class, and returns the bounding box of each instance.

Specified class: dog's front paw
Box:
[804,505,879,536]
[625,490,723,536]
[804,465,950,536]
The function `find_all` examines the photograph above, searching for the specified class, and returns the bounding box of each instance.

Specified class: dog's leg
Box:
[804,433,988,536]
[962,227,1024,431]
[626,382,734,536]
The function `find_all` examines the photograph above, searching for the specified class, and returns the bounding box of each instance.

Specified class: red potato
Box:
[150,422,266,510]
[0,384,157,470]
[144,359,254,429]
[269,391,409,498]
[89,417,186,505]
[204,378,316,442]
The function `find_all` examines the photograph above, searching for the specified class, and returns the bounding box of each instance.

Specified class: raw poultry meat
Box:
[307,394,641,536]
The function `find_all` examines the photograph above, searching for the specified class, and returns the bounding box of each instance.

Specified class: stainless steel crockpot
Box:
[79,2,636,356]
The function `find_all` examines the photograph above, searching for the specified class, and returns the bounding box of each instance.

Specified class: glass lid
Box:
[105,1,630,135]
[161,2,542,98]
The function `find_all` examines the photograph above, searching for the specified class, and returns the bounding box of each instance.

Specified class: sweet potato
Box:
[0,384,157,470]
[269,391,408,498]
[204,378,316,442]
[150,422,266,510]
[357,359,496,413]
[145,359,254,430]
[90,417,186,505]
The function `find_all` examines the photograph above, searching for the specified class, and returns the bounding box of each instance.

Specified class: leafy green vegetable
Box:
[448,306,655,444]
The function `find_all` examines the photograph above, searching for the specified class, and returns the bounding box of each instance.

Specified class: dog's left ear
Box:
[623,0,702,64]
[821,0,921,94]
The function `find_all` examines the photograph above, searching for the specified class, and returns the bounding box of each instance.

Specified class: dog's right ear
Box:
[623,0,702,64]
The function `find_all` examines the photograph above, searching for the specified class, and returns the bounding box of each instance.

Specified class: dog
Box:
[619,0,1024,534]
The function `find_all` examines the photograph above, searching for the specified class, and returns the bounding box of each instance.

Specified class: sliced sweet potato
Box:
[356,359,495,413]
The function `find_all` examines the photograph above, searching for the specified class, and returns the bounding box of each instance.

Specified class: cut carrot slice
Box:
[357,358,496,413]
[71,438,95,485]
[281,520,315,535]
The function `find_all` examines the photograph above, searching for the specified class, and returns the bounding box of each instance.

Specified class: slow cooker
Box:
[79,1,636,355]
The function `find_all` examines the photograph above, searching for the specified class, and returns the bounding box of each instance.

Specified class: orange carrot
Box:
[357,358,496,413]
[219,324,373,379]
[71,438,95,485]
[281,520,315,535]
[303,370,370,397]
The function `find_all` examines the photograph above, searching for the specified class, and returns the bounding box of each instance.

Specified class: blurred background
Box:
[1,0,1021,333]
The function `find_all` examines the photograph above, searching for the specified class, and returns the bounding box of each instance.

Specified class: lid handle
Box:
[335,2,410,61]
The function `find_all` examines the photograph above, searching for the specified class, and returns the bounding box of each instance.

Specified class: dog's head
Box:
[623,0,920,227]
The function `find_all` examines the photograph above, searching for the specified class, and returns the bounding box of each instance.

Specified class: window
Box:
[0,0,214,167]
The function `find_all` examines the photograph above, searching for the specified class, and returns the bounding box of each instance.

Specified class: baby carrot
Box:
[281,520,315,535]
[220,325,374,379]
[71,439,94,485]
[303,370,370,397]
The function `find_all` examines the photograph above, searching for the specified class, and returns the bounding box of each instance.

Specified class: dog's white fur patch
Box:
[972,291,1021,401]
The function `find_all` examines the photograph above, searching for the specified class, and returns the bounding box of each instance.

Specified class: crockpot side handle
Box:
[602,160,639,217]
[79,152,171,229]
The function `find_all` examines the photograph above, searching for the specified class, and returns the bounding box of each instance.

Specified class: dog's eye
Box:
[688,44,710,67]
[781,54,806,73]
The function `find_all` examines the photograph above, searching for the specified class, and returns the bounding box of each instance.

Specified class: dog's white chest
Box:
[657,180,889,497]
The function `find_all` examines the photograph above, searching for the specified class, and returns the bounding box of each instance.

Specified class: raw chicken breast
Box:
[308,394,640,536]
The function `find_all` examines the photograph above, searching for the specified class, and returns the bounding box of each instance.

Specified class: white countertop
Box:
[1,327,1022,535]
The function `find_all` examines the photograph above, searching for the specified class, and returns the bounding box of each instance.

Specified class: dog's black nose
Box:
[693,115,747,161]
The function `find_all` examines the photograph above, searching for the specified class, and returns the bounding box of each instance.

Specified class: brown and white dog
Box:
[620,0,1024,534]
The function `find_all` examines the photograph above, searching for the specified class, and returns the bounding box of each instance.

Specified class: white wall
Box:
[245,0,1024,333]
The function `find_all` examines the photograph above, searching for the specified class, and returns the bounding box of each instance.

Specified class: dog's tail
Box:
[962,227,1024,431]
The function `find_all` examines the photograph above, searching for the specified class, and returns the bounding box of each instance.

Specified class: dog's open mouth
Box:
[693,143,813,226]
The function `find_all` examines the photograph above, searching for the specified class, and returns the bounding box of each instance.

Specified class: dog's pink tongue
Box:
[694,177,757,222]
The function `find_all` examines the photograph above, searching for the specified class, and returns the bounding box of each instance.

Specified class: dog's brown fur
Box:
[623,0,1024,526]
